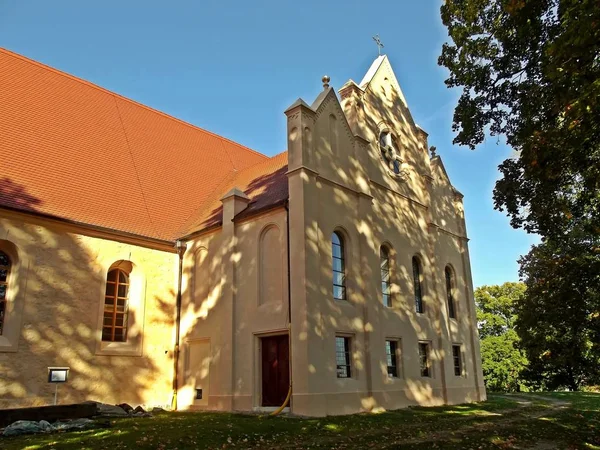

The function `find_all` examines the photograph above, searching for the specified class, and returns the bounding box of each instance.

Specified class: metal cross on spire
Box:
[372,34,384,56]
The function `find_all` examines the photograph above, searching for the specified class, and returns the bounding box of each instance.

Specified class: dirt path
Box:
[494,393,571,408]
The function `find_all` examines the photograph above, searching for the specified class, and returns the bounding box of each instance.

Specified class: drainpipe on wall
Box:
[172,239,187,410]
[270,201,293,415]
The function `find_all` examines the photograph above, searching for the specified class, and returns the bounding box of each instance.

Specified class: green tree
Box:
[475,282,528,392]
[440,0,600,392]
[516,233,600,391]
[438,0,600,239]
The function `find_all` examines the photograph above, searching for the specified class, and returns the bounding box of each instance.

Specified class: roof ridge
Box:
[0,47,268,162]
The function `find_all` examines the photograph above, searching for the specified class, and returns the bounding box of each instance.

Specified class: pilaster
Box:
[284,99,317,173]
[454,196,486,401]
[423,176,449,403]
[218,188,250,410]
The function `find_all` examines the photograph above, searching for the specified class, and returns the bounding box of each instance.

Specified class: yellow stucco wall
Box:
[285,56,485,416]
[170,57,485,417]
[0,212,177,409]
[0,56,484,417]
[176,207,289,411]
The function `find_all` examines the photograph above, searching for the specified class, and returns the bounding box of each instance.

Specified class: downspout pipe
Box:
[270,201,293,415]
[172,239,187,410]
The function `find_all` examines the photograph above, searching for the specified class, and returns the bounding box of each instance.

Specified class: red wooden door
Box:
[261,335,290,407]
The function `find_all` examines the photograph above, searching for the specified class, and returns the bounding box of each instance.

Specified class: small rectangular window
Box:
[419,342,431,377]
[385,340,399,378]
[452,345,462,376]
[336,336,352,378]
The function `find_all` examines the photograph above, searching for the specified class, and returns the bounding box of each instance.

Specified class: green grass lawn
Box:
[3,392,599,449]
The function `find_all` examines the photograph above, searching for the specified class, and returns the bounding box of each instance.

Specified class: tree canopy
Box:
[475,282,528,392]
[440,0,600,392]
[476,282,525,339]
[516,234,600,391]
[439,0,600,238]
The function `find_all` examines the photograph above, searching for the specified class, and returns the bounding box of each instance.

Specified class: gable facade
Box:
[282,57,484,415]
[0,49,484,415]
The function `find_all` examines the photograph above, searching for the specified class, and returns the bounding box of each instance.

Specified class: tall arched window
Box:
[412,257,424,314]
[445,266,456,319]
[103,266,131,342]
[0,250,11,335]
[332,232,346,300]
[380,246,391,307]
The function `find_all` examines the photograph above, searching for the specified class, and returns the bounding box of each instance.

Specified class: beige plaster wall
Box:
[0,59,483,418]
[177,207,289,411]
[286,56,485,416]
[0,212,177,409]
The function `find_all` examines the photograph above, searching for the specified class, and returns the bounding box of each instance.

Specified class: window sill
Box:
[335,376,360,387]
[334,298,354,306]
[0,335,18,353]
[95,339,142,357]
[335,377,356,382]
[384,377,406,386]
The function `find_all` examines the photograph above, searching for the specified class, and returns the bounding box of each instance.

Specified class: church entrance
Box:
[261,334,290,407]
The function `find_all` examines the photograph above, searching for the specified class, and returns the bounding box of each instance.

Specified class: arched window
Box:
[445,266,456,319]
[332,232,346,300]
[412,257,424,314]
[380,246,391,307]
[0,250,11,335]
[103,266,131,342]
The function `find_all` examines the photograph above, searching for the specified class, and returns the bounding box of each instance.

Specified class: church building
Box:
[0,47,485,416]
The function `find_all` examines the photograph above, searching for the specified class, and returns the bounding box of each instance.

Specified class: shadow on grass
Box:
[3,393,600,450]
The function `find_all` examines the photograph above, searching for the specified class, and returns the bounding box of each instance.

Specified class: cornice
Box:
[428,222,469,241]
[286,166,319,177]
[0,207,177,253]
[368,179,428,210]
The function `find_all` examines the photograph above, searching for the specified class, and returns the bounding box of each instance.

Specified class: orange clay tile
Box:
[0,48,288,241]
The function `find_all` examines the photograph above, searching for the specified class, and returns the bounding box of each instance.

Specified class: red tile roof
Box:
[180,151,288,236]
[0,48,288,241]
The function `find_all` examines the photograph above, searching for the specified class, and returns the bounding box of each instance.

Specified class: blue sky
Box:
[0,0,537,287]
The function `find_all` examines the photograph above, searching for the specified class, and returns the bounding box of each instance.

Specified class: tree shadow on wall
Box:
[197,162,289,231]
[300,83,476,408]
[0,178,173,408]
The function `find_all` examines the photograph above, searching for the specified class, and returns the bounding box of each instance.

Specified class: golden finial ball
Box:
[322,75,330,88]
